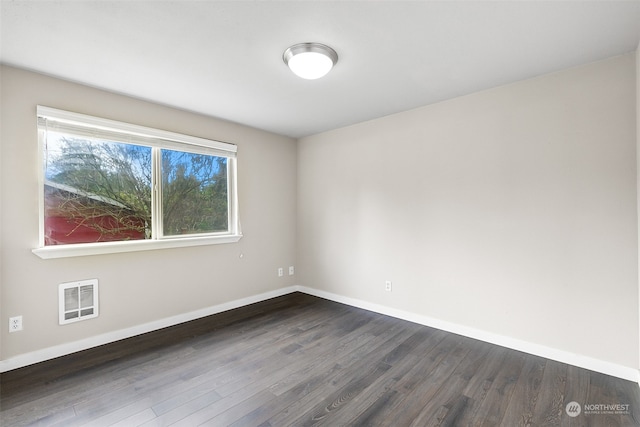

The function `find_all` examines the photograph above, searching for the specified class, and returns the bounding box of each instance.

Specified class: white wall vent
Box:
[59,279,99,325]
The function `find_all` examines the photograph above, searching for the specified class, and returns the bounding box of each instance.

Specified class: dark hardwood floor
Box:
[1,292,639,426]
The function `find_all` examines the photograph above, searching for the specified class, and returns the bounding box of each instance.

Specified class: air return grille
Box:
[59,279,99,325]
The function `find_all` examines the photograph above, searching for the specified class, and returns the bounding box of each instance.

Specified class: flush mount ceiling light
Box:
[283,42,338,80]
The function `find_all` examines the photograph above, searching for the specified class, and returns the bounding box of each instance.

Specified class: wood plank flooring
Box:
[1,292,639,426]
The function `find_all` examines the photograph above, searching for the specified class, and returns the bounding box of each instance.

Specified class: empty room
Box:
[1,1,640,426]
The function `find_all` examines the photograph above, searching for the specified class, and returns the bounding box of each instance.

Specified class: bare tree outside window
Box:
[162,150,228,236]
[44,132,229,245]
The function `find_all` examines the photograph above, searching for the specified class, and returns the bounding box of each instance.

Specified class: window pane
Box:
[44,132,152,245]
[161,150,228,236]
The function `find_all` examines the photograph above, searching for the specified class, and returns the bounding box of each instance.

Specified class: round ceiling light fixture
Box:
[283,42,338,80]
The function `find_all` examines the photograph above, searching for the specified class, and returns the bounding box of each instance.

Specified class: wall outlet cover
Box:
[9,316,23,332]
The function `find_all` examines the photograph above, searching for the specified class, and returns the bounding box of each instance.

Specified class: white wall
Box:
[0,66,297,364]
[298,54,638,373]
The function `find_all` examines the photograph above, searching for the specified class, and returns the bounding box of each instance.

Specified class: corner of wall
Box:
[636,41,640,383]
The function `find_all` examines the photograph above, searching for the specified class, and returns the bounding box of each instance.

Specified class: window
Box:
[34,106,240,259]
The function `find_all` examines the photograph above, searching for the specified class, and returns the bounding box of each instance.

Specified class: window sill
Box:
[32,234,243,259]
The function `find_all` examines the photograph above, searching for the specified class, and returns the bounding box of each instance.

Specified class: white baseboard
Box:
[296,286,640,384]
[0,286,298,373]
[2,284,638,385]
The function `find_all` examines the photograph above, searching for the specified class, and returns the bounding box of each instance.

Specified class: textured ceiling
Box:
[2,1,640,138]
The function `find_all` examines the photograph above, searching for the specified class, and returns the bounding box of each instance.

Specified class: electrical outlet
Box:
[278,267,284,277]
[289,266,295,276]
[9,316,23,333]
[385,281,392,292]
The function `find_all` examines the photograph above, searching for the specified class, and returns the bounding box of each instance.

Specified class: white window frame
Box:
[33,106,241,259]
